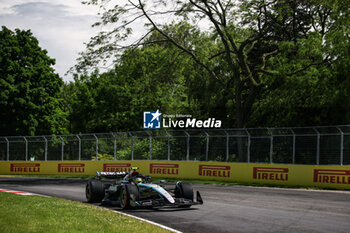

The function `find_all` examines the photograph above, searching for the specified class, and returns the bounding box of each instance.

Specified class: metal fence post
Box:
[5,137,9,161]
[245,130,251,163]
[290,129,296,164]
[43,136,48,161]
[93,134,99,160]
[164,130,171,160]
[23,137,28,161]
[268,128,273,164]
[59,136,64,161]
[112,133,117,160]
[204,131,209,161]
[184,131,190,161]
[224,130,229,162]
[146,132,152,160]
[336,127,344,165]
[76,135,81,161]
[129,132,134,160]
[313,128,320,165]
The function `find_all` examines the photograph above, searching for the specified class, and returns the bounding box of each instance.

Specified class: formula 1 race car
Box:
[85,167,203,209]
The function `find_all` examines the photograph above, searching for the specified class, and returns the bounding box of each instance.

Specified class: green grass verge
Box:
[0,192,170,233]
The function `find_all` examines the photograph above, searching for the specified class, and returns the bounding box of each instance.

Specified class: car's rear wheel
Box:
[119,184,139,209]
[86,179,105,203]
[175,182,193,207]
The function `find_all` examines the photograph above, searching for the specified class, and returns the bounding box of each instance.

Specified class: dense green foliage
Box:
[0,26,67,136]
[71,0,350,131]
[65,42,195,132]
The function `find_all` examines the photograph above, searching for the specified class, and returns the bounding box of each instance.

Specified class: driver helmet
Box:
[135,177,143,184]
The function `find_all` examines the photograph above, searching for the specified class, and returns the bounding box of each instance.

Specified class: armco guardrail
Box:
[1,161,349,190]
[0,126,350,165]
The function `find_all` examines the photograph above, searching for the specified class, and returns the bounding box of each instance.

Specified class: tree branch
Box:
[138,0,221,83]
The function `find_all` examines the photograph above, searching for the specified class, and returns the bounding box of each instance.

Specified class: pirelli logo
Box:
[10,163,40,173]
[314,169,350,184]
[58,163,85,173]
[150,163,179,175]
[199,165,230,177]
[103,163,131,172]
[253,167,289,181]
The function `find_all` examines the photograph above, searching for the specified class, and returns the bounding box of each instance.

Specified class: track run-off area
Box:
[0,177,350,233]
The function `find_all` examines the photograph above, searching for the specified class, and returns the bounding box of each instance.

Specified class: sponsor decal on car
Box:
[58,163,85,173]
[10,163,40,173]
[253,167,289,181]
[313,169,350,184]
[149,163,179,175]
[198,165,230,177]
[103,163,131,172]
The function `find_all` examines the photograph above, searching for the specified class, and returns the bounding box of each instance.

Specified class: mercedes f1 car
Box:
[85,168,203,209]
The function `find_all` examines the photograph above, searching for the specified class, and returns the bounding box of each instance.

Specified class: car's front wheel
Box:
[119,184,139,209]
[175,182,193,208]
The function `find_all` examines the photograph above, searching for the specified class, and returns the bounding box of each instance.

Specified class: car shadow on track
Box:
[104,206,200,213]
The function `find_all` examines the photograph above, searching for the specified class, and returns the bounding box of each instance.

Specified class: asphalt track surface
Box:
[1,177,350,233]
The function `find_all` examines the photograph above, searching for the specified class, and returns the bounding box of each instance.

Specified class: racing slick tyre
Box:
[86,179,105,203]
[175,182,193,208]
[119,184,139,210]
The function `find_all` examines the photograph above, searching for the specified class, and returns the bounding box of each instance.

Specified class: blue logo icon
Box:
[143,110,161,129]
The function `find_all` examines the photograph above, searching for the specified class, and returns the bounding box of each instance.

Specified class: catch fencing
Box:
[0,126,350,165]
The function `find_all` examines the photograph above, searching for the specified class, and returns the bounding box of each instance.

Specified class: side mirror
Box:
[145,175,152,183]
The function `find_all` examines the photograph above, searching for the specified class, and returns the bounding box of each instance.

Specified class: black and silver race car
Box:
[85,167,203,209]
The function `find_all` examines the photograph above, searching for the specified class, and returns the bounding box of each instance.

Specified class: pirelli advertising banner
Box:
[0,161,350,190]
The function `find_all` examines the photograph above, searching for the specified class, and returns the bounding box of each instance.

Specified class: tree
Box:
[0,26,68,136]
[66,40,197,133]
[75,0,344,130]
[248,0,350,126]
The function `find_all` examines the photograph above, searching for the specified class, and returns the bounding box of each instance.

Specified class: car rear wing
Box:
[96,171,127,179]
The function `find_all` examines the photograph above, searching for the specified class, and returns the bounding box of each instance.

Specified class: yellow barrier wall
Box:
[1,161,350,190]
